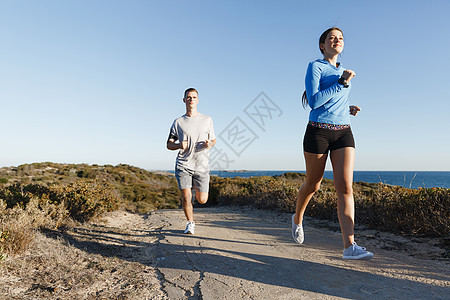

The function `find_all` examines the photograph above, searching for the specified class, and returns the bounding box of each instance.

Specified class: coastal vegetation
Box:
[0,163,179,260]
[209,173,449,237]
[1,163,448,261]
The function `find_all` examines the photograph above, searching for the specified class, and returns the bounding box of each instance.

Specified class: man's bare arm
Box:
[167,139,181,151]
[167,136,188,151]
[204,138,216,149]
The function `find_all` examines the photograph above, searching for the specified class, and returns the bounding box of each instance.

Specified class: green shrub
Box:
[354,185,449,236]
[209,176,298,211]
[0,181,120,222]
[54,181,120,222]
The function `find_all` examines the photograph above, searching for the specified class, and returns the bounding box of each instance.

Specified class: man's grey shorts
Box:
[175,167,210,193]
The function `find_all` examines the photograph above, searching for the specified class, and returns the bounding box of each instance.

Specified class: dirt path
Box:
[1,206,448,299]
[153,207,449,299]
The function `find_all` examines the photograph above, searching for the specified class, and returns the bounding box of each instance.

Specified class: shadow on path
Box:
[43,210,449,299]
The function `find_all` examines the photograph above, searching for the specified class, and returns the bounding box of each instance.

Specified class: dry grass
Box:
[0,219,162,299]
[0,179,119,260]
[0,198,69,258]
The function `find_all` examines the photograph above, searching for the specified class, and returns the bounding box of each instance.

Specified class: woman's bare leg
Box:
[294,152,328,225]
[330,147,355,248]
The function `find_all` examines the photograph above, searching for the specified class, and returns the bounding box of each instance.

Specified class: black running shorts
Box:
[303,124,355,154]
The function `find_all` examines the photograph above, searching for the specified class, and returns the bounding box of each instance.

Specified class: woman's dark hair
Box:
[319,27,343,54]
[302,91,308,108]
[302,27,343,108]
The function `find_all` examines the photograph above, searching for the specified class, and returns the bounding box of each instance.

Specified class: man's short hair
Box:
[184,88,198,98]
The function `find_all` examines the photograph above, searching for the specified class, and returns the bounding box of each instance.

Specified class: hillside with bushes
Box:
[0,162,180,213]
[1,163,449,261]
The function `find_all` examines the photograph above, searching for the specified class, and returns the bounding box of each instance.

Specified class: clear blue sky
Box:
[1,0,449,171]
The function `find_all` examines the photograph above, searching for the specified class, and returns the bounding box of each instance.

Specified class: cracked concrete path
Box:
[151,206,449,299]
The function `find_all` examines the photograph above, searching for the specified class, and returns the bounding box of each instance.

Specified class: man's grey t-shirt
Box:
[169,113,215,173]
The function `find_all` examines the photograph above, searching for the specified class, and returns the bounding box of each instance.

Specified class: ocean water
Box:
[210,171,450,189]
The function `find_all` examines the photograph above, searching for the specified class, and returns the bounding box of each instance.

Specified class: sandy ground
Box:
[0,206,448,299]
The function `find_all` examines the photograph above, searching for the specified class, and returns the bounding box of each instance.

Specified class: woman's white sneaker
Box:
[343,242,374,260]
[291,214,304,244]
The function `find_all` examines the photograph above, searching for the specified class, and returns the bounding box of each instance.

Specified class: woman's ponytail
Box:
[302,91,308,108]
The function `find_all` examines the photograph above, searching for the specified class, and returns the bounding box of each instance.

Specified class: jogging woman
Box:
[291,27,373,260]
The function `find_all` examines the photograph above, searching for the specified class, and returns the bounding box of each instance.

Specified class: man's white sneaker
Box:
[343,242,374,260]
[184,221,195,235]
[291,214,304,244]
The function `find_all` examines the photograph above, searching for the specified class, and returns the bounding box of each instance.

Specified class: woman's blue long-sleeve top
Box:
[305,59,351,125]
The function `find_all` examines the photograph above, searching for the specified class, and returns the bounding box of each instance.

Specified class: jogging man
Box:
[167,88,216,234]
